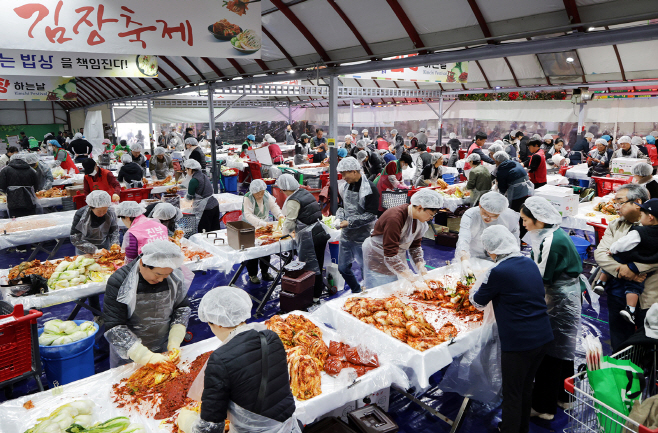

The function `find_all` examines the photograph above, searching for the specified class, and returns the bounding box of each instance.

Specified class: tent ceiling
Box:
[61,0,658,110]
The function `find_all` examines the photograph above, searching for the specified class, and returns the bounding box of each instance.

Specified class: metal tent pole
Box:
[438,93,444,148]
[109,103,116,143]
[147,98,154,155]
[577,103,586,139]
[208,84,219,194]
[329,75,338,215]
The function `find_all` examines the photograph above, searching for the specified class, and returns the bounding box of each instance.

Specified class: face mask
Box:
[90,169,98,176]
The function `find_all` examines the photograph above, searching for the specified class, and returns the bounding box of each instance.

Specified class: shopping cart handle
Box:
[564,377,574,394]
[639,426,658,433]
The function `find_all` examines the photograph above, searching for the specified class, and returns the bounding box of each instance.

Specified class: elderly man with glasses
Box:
[593,183,658,351]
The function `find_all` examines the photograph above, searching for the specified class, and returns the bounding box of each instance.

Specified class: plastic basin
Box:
[570,236,590,262]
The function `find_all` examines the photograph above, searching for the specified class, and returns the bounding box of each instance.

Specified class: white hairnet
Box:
[631,136,644,146]
[618,135,631,144]
[410,188,444,209]
[482,225,520,255]
[652,131,658,138]
[73,132,82,140]
[419,128,426,133]
[430,153,444,164]
[267,137,276,144]
[361,129,368,134]
[86,190,112,208]
[391,129,398,135]
[121,153,133,164]
[449,132,457,139]
[488,144,504,154]
[336,157,361,172]
[131,144,143,152]
[184,159,202,171]
[10,153,26,162]
[466,153,481,163]
[585,132,594,139]
[152,202,183,221]
[356,140,366,149]
[543,134,553,141]
[632,162,653,177]
[198,286,252,327]
[141,239,185,269]
[532,134,542,141]
[494,140,504,146]
[344,135,352,141]
[493,151,509,162]
[357,150,368,163]
[595,138,607,146]
[351,130,358,135]
[154,147,166,156]
[44,133,53,139]
[480,192,508,214]
[23,153,39,165]
[115,200,145,218]
[263,134,273,142]
[407,132,414,137]
[510,129,519,138]
[249,179,267,194]
[275,173,299,191]
[184,137,198,146]
[523,196,562,225]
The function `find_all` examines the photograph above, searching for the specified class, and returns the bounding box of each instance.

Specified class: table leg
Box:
[252,252,293,317]
[228,263,245,287]
[26,238,66,261]
[67,296,103,320]
[391,384,470,432]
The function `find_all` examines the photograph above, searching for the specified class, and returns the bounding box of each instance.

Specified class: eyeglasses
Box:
[613,199,639,208]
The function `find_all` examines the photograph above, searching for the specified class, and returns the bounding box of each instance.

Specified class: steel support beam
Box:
[208,84,218,194]
[438,95,444,147]
[109,103,116,143]
[114,106,137,122]
[215,94,247,119]
[577,103,586,138]
[288,104,292,125]
[147,98,154,154]
[329,75,339,216]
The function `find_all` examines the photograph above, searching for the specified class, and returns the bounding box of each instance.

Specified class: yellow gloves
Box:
[127,342,168,366]
[167,324,187,352]
[177,408,200,433]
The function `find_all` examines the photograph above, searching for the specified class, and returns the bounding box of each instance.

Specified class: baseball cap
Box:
[639,198,658,218]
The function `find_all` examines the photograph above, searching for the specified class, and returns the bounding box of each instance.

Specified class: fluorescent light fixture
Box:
[566,57,574,63]
[288,69,295,74]
[340,60,370,66]
[63,76,73,78]
[495,86,501,89]
[588,27,595,31]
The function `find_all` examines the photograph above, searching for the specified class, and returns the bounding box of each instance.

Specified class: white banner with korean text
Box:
[0,76,77,101]
[342,55,469,84]
[0,49,158,77]
[1,0,262,58]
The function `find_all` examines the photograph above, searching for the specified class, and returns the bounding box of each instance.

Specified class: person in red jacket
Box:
[525,139,547,188]
[264,136,284,164]
[82,159,121,202]
[376,135,390,151]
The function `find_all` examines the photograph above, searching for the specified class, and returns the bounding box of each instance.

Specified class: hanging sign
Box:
[0,76,77,101]
[0,49,158,77]
[1,0,262,58]
[342,55,468,83]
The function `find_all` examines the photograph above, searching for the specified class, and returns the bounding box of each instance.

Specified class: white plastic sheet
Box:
[189,230,295,273]
[564,163,591,180]
[311,259,493,390]
[0,210,76,249]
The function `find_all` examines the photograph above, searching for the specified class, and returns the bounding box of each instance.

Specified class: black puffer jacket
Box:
[189,147,207,170]
[200,329,296,430]
[118,161,144,185]
[0,158,39,211]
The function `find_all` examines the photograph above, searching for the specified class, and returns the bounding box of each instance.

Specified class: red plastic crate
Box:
[0,304,42,384]
[591,176,632,197]
[458,149,467,160]
[248,161,263,180]
[119,187,153,203]
[586,219,608,245]
[72,193,87,209]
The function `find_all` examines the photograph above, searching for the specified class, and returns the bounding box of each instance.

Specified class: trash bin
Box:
[224,175,238,193]
[38,320,99,387]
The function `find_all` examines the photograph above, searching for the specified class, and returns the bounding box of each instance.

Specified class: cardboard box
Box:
[610,157,643,176]
[424,224,448,239]
[447,216,462,233]
[317,400,357,423]
[534,185,579,217]
[355,387,391,412]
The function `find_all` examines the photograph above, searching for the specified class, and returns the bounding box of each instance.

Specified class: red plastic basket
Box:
[120,187,153,203]
[591,176,632,197]
[248,162,263,181]
[221,210,243,225]
[72,193,87,209]
[458,149,467,160]
[586,219,609,245]
[0,303,43,384]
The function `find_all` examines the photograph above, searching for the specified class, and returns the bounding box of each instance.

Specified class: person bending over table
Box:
[0,154,40,217]
[82,158,121,202]
[242,179,282,284]
[456,192,520,277]
[118,153,144,188]
[470,225,553,433]
[114,139,131,153]
[374,152,413,213]
[19,153,53,191]
[70,190,119,255]
[104,240,191,368]
[176,286,298,433]
[148,202,183,236]
[336,157,379,294]
[357,148,384,182]
[151,147,174,180]
[116,201,169,263]
[183,159,220,233]
[275,174,330,303]
[520,197,584,421]
[414,152,444,187]
[492,151,533,212]
[362,189,443,290]
[465,153,492,206]
[632,162,658,199]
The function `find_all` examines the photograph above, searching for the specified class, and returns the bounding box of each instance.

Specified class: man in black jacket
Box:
[176,286,297,433]
[0,155,40,217]
[118,153,145,186]
[514,130,531,164]
[19,131,29,150]
[185,137,207,171]
[103,240,191,368]
[357,149,384,181]
[184,127,195,142]
[70,132,94,162]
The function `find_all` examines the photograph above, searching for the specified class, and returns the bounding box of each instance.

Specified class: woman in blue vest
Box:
[242,179,283,284]
[275,174,330,302]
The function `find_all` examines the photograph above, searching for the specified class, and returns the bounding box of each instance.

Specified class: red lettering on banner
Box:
[119,6,142,27]
[0,78,9,94]
[73,6,94,34]
[97,5,118,30]
[45,26,72,44]
[155,19,194,46]
[87,30,105,45]
[13,3,49,38]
